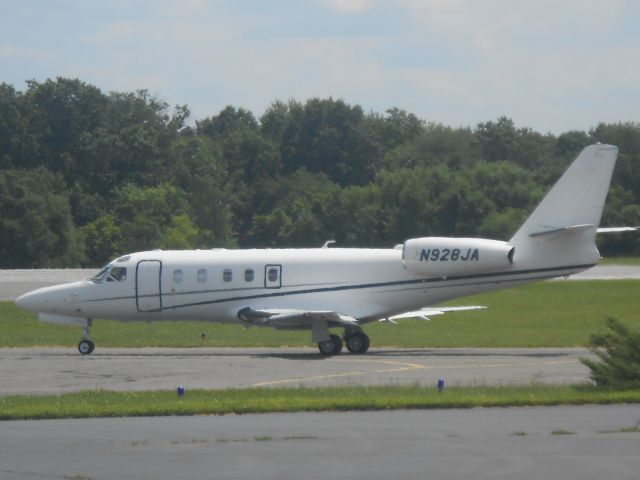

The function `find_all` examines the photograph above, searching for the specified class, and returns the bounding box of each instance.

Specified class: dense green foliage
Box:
[1,77,639,267]
[2,385,640,420]
[582,318,640,388]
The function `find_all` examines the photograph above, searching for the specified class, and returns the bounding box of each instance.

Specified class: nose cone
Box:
[15,282,84,314]
[15,289,49,313]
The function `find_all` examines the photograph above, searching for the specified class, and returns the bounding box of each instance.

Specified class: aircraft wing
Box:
[381,305,486,323]
[237,307,359,328]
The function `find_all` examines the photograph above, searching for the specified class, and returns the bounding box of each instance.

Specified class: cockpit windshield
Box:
[89,265,128,283]
[90,265,111,283]
[108,267,127,282]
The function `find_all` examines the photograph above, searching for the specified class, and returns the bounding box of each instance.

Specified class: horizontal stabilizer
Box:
[597,227,638,233]
[533,225,639,237]
[529,224,595,238]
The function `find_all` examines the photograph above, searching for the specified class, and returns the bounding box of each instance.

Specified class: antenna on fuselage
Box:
[321,240,336,248]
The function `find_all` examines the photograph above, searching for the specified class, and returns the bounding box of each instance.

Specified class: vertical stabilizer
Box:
[510,144,618,269]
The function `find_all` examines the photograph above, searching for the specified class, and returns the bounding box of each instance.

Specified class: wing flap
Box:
[238,307,358,328]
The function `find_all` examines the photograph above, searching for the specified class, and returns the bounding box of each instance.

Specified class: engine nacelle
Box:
[402,237,514,276]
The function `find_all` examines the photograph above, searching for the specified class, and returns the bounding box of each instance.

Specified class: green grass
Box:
[599,256,640,265]
[1,384,639,420]
[2,280,640,348]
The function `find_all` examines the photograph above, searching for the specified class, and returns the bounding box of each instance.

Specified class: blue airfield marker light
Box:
[437,378,445,393]
[177,386,185,396]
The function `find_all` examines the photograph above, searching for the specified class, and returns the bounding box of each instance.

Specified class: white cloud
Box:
[2,0,638,132]
[0,44,53,62]
[372,0,640,130]
[400,67,476,104]
[321,0,374,14]
[0,44,18,57]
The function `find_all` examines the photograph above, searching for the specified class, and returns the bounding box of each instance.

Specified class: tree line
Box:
[1,77,639,267]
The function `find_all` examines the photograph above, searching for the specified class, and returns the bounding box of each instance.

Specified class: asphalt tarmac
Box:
[1,405,639,480]
[0,347,592,395]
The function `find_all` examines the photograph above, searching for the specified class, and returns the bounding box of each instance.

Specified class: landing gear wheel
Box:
[78,318,94,355]
[318,334,343,356]
[345,332,370,354]
[78,339,95,355]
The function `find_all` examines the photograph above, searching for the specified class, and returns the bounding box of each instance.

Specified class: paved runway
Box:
[0,269,94,301]
[0,347,592,395]
[1,405,639,480]
[567,264,640,280]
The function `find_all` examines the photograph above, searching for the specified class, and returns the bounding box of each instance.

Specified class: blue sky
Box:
[1,0,639,133]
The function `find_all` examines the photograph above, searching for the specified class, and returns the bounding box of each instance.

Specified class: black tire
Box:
[330,333,343,354]
[346,332,370,354]
[78,340,95,355]
[318,334,343,355]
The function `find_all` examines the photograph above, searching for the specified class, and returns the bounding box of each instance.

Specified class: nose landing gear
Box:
[78,319,95,355]
[78,339,95,355]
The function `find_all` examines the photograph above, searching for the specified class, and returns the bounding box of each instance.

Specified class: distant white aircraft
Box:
[16,144,631,355]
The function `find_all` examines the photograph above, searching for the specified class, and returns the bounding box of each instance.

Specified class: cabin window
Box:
[197,269,207,283]
[173,269,183,284]
[223,269,232,282]
[244,268,254,282]
[268,267,279,283]
[107,267,127,282]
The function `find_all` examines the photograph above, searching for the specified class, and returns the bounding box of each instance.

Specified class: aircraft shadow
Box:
[249,349,575,361]
[17,347,580,360]
[365,349,574,359]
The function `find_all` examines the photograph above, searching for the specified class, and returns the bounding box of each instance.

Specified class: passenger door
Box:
[136,260,162,312]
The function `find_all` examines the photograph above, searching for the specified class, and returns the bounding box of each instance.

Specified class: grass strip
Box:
[1,385,639,420]
[599,256,640,266]
[3,280,640,348]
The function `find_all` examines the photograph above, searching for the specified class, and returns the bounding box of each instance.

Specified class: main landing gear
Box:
[317,328,370,356]
[345,331,370,354]
[318,334,343,355]
[78,319,95,355]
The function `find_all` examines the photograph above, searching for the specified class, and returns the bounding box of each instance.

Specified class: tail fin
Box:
[509,144,618,268]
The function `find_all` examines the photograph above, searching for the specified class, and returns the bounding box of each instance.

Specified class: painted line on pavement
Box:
[251,359,429,387]
[250,358,578,387]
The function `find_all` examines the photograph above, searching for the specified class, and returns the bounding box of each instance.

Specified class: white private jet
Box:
[16,144,630,355]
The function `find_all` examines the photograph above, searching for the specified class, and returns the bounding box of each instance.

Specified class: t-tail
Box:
[508,144,619,273]
[401,145,620,281]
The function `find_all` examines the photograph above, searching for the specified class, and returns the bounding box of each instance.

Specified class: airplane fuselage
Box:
[21,247,591,326]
